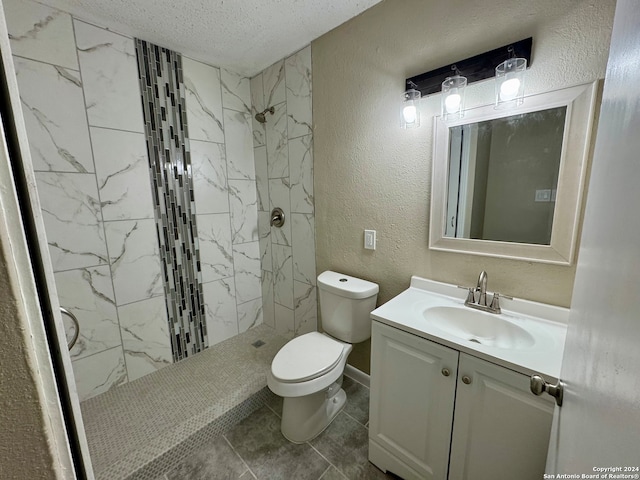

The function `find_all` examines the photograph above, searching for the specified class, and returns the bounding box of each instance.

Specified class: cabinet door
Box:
[369,322,459,480]
[449,353,555,480]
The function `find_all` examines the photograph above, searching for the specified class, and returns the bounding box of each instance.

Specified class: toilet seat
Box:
[271,332,345,383]
[268,333,352,398]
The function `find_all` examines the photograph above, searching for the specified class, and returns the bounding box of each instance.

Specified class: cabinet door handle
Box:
[462,375,472,385]
[441,368,451,377]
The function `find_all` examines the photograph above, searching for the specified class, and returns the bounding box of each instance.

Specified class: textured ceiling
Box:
[37,0,383,76]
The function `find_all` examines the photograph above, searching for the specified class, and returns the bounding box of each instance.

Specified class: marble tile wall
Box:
[5,0,262,399]
[250,46,317,337]
[185,56,263,346]
[6,0,171,399]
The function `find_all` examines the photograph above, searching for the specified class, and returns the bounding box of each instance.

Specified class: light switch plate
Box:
[535,189,552,202]
[364,229,376,250]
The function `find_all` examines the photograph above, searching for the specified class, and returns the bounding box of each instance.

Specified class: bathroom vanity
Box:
[368,276,568,480]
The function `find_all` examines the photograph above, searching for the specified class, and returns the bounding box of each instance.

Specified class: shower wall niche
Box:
[5,0,262,400]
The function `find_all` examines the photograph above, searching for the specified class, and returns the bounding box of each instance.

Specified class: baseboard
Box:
[344,364,370,388]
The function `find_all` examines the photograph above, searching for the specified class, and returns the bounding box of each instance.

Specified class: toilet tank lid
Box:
[317,271,379,299]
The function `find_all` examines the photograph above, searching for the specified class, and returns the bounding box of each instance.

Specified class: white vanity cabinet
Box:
[369,321,459,480]
[369,321,555,480]
[448,353,555,479]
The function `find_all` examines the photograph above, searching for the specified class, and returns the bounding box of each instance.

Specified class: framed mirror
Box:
[429,82,597,265]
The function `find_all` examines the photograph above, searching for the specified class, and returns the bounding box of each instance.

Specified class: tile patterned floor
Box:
[156,377,399,480]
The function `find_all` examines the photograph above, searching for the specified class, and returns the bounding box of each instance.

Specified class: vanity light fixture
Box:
[495,51,527,107]
[401,81,421,129]
[441,69,467,121]
[404,37,532,120]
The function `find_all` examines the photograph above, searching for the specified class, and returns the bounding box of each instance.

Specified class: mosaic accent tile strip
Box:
[134,39,208,360]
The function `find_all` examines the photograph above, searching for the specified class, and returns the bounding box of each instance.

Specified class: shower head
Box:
[255,106,275,124]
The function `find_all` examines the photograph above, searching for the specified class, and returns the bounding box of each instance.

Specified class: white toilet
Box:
[267,271,379,443]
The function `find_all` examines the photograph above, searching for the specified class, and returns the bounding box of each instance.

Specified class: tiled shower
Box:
[252,48,317,338]
[6,0,315,401]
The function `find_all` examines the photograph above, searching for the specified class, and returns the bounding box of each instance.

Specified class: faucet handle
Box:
[489,293,501,313]
[489,292,513,313]
[467,288,476,304]
[492,292,513,301]
[457,285,477,304]
[457,285,476,305]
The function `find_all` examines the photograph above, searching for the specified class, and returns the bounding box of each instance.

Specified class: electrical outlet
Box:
[364,229,376,250]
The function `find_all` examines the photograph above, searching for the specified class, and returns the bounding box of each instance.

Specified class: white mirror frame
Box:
[429,81,597,265]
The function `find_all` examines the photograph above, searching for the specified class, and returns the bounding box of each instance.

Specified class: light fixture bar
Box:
[405,37,532,96]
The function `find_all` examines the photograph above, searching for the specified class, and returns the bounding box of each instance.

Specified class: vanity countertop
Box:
[370,276,568,380]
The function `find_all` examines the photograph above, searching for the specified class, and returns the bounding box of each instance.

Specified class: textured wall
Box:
[312,0,615,372]
[0,255,57,479]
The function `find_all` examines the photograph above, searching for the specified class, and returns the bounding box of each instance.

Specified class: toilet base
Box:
[281,383,347,443]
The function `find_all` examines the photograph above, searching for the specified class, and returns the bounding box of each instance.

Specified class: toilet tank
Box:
[318,271,379,343]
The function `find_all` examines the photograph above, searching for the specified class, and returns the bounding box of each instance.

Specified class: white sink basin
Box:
[370,276,569,379]
[424,306,535,349]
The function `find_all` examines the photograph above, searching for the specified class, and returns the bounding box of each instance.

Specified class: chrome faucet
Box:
[476,270,488,307]
[461,271,512,314]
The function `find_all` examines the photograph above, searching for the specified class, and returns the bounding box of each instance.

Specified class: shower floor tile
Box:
[82,324,291,479]
[157,377,399,480]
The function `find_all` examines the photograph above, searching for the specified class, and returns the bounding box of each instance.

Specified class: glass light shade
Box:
[495,58,527,108]
[401,88,421,129]
[441,75,467,121]
[403,105,417,123]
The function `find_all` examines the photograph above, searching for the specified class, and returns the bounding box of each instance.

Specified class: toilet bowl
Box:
[267,332,352,443]
[268,271,379,443]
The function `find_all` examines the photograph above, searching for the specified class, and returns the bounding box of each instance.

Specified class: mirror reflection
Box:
[445,106,566,245]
